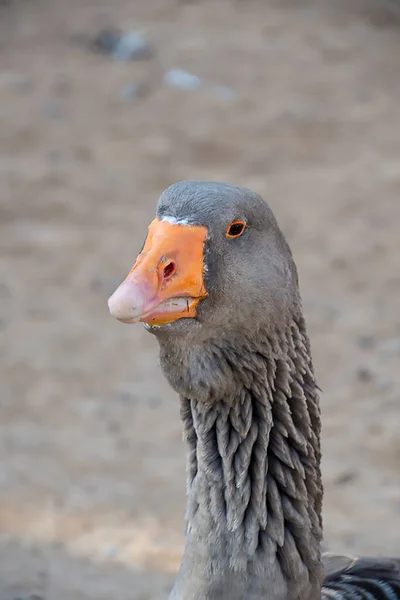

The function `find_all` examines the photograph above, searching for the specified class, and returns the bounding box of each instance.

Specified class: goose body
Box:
[108,181,400,600]
[322,555,400,600]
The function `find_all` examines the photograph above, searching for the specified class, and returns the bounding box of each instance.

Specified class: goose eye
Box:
[226,220,246,239]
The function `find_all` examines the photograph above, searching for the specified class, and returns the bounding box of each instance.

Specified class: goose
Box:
[108,181,400,600]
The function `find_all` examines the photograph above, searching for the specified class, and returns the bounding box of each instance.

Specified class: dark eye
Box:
[226,220,246,239]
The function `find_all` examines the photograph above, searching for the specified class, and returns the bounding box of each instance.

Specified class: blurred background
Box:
[1,0,400,598]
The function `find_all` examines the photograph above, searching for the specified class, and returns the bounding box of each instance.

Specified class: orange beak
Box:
[108,218,208,326]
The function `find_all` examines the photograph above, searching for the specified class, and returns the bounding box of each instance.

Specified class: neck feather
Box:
[165,316,323,600]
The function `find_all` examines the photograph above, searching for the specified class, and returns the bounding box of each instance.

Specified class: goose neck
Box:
[168,318,324,600]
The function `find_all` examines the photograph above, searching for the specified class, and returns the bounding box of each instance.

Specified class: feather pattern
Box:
[322,555,400,600]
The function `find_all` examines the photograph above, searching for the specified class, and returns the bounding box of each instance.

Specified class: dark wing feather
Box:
[322,553,400,600]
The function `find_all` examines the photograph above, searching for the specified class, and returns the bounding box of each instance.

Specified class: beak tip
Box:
[107,280,146,324]
[107,291,119,319]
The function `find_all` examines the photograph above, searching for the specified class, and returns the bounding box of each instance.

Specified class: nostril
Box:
[163,261,176,279]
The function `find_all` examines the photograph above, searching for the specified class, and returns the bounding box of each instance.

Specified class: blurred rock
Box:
[113,32,153,61]
[116,390,136,404]
[164,68,202,91]
[334,470,357,486]
[356,366,373,382]
[92,28,120,53]
[92,28,153,61]
[357,334,375,349]
[164,69,236,101]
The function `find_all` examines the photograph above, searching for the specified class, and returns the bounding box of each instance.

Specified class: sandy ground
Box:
[1,0,400,598]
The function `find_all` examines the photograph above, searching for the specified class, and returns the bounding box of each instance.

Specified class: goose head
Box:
[108,181,300,344]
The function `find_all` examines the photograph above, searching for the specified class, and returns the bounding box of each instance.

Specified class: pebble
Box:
[116,390,136,404]
[356,366,373,382]
[357,334,375,349]
[92,28,121,53]
[334,469,357,486]
[113,32,153,61]
[164,69,236,101]
[164,68,202,91]
[92,29,153,61]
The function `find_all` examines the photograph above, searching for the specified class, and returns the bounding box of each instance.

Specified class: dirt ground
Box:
[1,0,400,598]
